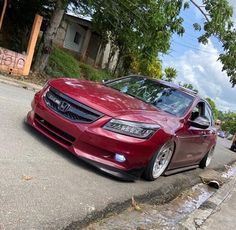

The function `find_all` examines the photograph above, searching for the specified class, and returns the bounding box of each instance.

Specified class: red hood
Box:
[48,79,179,129]
[49,79,158,115]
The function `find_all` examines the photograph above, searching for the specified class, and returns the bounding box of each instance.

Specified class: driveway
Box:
[0,82,236,230]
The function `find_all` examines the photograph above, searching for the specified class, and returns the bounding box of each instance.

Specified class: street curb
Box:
[64,161,236,230]
[0,74,42,91]
[64,170,201,230]
[179,164,236,230]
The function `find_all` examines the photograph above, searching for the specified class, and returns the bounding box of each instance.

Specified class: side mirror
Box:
[189,116,210,129]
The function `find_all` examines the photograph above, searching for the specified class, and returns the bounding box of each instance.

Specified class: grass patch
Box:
[46,46,81,78]
[79,62,111,82]
[46,46,112,82]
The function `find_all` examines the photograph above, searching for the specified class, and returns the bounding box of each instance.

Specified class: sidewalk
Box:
[0,74,42,91]
[180,171,236,230]
[200,174,236,230]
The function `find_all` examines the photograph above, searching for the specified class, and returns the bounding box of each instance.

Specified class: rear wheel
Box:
[199,146,215,169]
[230,144,236,152]
[143,141,174,181]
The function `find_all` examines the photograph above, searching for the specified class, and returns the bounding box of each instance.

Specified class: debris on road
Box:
[199,169,227,189]
[131,196,142,212]
[22,175,33,181]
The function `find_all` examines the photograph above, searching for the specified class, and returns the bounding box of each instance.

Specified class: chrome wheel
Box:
[205,146,215,167]
[152,142,174,179]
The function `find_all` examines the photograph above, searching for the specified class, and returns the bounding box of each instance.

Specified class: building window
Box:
[74,32,81,44]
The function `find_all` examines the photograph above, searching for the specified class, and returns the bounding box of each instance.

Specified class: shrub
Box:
[46,46,81,78]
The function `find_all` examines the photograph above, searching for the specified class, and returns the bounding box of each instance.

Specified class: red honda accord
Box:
[26,76,217,181]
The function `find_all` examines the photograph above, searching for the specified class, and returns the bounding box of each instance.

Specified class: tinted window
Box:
[106,77,194,116]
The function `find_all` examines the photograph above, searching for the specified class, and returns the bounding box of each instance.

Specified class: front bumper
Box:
[26,92,163,179]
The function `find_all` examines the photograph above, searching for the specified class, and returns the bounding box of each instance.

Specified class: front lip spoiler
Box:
[80,157,144,182]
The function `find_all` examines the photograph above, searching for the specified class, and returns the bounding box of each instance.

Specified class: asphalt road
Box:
[0,82,236,230]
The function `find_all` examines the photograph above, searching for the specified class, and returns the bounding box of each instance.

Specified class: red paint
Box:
[27,77,217,177]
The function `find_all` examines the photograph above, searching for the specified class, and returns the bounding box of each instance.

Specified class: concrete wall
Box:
[63,23,86,53]
[54,14,119,71]
[0,47,26,74]
[101,40,119,70]
[0,14,42,76]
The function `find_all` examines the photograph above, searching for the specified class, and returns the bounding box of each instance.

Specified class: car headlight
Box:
[103,119,160,139]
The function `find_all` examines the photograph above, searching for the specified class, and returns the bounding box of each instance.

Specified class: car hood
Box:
[49,79,180,128]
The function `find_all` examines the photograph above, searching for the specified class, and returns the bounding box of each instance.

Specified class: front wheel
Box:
[199,145,215,169]
[143,141,174,181]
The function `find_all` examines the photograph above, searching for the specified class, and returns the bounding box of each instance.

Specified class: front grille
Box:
[44,87,103,123]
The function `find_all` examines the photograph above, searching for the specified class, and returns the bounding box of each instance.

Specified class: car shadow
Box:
[21,120,133,183]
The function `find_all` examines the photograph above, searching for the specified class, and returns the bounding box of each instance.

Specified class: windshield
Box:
[106,77,194,116]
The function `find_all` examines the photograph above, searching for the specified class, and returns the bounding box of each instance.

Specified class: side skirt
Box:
[164,165,199,176]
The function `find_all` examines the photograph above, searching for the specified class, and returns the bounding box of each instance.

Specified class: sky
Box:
[161,0,236,112]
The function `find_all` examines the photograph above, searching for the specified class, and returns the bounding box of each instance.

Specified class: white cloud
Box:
[163,40,236,112]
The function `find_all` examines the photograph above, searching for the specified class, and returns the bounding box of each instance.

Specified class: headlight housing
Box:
[103,119,160,139]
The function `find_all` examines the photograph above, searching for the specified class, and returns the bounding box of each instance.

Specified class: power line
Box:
[172,40,218,55]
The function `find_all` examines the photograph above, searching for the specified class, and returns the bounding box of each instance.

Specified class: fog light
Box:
[114,153,126,162]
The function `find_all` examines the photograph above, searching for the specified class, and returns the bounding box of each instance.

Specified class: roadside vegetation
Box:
[2,0,235,87]
[220,112,236,134]
[46,46,111,81]
[46,46,81,78]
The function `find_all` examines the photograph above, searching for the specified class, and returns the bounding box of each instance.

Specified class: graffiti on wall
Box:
[0,48,26,73]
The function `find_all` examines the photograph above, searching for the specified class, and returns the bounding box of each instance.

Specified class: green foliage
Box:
[193,23,201,31]
[183,2,190,9]
[47,46,81,77]
[78,62,111,81]
[163,67,177,82]
[221,112,236,134]
[6,0,235,83]
[89,0,185,74]
[219,29,236,87]
[179,82,198,93]
[131,56,162,79]
[47,46,111,81]
[218,110,225,121]
[187,0,236,87]
[205,97,219,119]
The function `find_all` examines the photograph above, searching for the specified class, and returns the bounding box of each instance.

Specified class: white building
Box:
[54,14,119,70]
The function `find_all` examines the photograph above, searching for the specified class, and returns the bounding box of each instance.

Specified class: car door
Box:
[170,101,207,169]
[201,102,217,155]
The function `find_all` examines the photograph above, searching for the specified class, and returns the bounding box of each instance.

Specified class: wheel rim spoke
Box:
[152,143,173,178]
[206,147,214,166]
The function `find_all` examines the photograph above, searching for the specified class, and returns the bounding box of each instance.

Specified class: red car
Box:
[26,76,217,181]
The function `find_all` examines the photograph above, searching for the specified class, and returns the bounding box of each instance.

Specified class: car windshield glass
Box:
[106,77,194,116]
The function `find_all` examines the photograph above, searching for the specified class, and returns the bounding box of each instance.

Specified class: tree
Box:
[90,0,184,76]
[221,112,236,134]
[185,0,236,87]
[163,67,177,82]
[33,0,68,73]
[218,110,225,121]
[205,97,218,119]
[5,0,235,80]
[179,82,198,93]
[130,55,162,79]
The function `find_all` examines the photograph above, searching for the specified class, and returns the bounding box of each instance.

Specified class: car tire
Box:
[199,146,215,169]
[143,141,174,181]
[230,145,236,152]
